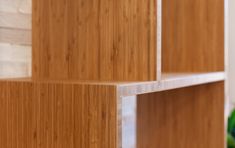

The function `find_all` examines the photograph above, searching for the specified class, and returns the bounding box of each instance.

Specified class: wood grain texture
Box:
[137,82,225,148]
[0,80,117,148]
[32,0,156,81]
[0,0,227,148]
[162,0,224,72]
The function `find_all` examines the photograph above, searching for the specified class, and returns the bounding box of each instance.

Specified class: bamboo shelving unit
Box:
[0,0,227,147]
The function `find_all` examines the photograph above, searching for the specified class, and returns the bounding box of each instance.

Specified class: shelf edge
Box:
[117,72,225,97]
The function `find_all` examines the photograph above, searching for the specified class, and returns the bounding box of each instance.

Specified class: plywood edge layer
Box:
[118,72,225,96]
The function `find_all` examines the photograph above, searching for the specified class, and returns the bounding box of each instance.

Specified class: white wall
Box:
[229,0,235,104]
[0,0,31,78]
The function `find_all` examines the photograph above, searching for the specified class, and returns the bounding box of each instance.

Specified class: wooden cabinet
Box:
[0,0,227,147]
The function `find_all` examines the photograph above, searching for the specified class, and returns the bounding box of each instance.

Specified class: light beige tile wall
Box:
[0,0,31,78]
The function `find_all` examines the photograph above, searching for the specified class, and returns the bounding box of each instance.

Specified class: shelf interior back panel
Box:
[162,0,224,72]
[137,81,225,148]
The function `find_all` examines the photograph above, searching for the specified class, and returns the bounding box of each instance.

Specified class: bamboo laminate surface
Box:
[0,81,117,148]
[32,0,157,81]
[162,0,224,72]
[0,72,226,148]
[137,82,225,148]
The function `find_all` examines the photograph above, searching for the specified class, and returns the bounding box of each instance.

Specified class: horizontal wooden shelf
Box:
[117,72,225,96]
[1,72,225,97]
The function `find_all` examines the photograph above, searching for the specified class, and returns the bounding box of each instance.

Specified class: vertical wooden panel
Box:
[4,82,37,148]
[0,81,118,148]
[32,0,156,81]
[25,82,38,148]
[162,0,224,72]
[74,85,117,148]
[137,82,225,148]
[32,0,50,78]
[0,82,7,147]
